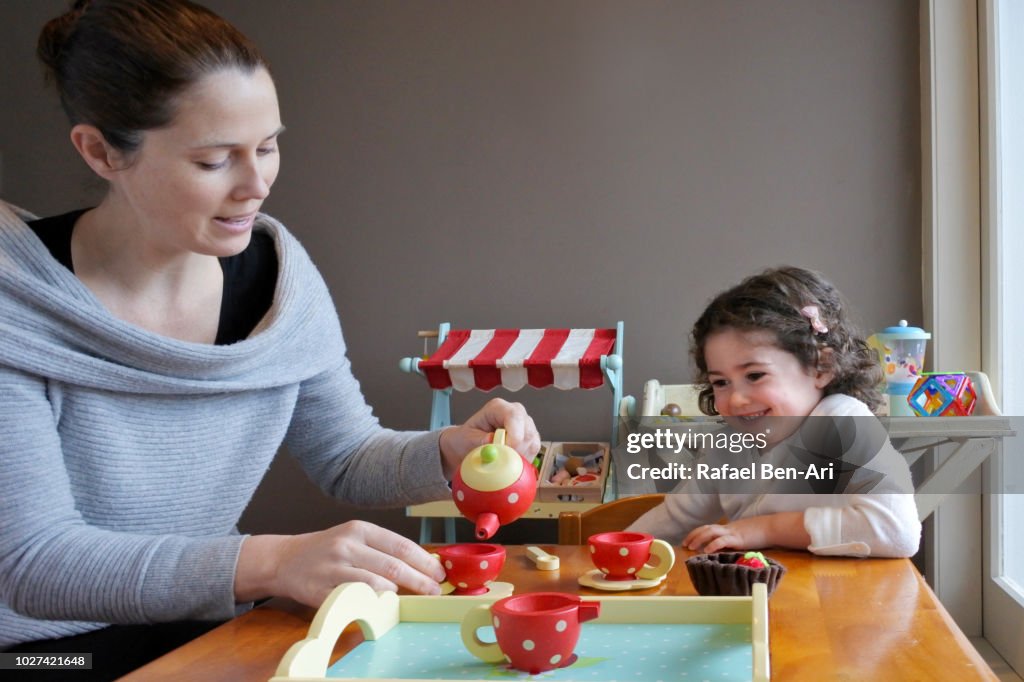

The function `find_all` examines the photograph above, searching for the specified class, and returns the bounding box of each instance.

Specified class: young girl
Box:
[628,266,920,557]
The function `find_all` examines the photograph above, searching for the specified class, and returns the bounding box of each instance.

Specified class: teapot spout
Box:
[474,513,500,540]
[577,600,601,623]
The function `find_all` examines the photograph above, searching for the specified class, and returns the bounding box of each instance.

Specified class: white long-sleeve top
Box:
[627,394,921,557]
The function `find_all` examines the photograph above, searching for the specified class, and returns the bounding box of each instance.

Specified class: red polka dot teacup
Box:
[434,543,506,595]
[587,531,675,581]
[461,592,601,673]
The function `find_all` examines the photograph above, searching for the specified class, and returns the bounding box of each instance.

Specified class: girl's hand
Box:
[684,517,771,554]
[684,511,811,554]
[438,398,541,477]
[235,521,446,608]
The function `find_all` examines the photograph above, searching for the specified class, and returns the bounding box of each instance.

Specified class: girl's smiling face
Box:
[705,328,832,445]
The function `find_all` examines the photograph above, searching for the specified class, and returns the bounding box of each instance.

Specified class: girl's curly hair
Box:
[691,266,883,415]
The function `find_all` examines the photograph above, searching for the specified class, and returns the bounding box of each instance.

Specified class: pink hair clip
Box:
[800,305,829,334]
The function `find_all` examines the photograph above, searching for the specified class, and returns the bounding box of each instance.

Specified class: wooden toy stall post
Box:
[400,322,626,543]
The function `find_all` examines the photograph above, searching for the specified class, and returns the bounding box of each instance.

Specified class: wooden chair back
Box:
[557,494,665,545]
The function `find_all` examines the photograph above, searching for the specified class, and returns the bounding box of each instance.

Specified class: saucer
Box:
[577,569,666,591]
[440,581,514,597]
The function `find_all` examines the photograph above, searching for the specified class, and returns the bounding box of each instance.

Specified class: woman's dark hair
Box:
[691,265,883,415]
[38,0,269,153]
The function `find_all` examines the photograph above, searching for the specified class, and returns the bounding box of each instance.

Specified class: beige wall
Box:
[0,1,921,542]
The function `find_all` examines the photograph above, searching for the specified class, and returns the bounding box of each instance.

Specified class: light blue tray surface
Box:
[327,622,752,680]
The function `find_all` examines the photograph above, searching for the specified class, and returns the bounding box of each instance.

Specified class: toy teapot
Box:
[452,429,536,539]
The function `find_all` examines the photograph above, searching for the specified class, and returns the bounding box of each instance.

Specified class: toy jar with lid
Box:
[452,429,536,539]
[867,320,931,416]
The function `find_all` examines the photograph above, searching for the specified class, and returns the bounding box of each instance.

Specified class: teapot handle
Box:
[477,429,507,465]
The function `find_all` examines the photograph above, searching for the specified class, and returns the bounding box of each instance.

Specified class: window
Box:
[983,0,1024,673]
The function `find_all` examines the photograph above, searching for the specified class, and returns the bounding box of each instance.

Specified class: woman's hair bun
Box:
[37,0,93,76]
[36,0,268,153]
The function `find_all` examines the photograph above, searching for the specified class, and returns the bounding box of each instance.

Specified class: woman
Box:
[0,0,539,674]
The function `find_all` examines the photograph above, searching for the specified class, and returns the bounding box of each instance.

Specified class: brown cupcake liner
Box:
[685,552,787,597]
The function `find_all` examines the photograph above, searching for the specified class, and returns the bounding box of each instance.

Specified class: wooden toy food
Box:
[660,402,683,417]
[685,551,786,597]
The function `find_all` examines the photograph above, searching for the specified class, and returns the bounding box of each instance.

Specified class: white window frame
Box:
[925,1,1024,671]
[980,0,1024,673]
[920,0,983,636]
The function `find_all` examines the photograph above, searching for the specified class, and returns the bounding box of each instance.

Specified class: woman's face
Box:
[109,67,282,257]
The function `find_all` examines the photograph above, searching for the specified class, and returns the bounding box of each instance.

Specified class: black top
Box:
[27,210,278,345]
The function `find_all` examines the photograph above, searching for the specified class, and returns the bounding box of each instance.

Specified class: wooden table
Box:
[120,546,996,681]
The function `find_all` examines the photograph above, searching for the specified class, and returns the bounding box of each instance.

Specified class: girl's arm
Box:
[803,494,920,557]
[684,511,810,553]
[683,494,920,557]
[685,401,921,557]
[627,483,724,545]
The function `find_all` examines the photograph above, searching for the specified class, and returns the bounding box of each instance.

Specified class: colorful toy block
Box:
[908,373,977,417]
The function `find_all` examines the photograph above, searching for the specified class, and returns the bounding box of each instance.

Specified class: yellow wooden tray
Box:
[271,582,769,682]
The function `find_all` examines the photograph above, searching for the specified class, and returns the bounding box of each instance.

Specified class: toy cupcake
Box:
[685,551,786,597]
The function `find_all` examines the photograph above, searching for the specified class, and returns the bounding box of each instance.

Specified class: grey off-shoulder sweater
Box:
[0,201,450,647]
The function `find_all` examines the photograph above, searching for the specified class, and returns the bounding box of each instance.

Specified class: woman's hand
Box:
[438,398,541,477]
[683,512,810,554]
[235,521,446,608]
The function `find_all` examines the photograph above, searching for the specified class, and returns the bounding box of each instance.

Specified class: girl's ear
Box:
[69,124,127,180]
[814,347,836,389]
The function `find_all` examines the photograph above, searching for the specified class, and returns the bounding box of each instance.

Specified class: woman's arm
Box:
[0,367,242,625]
[282,357,452,506]
[234,522,446,606]
[283,340,538,507]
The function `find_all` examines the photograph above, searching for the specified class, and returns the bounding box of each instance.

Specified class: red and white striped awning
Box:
[419,328,617,392]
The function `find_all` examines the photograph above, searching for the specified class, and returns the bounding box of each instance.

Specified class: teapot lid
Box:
[877,319,931,339]
[459,429,524,492]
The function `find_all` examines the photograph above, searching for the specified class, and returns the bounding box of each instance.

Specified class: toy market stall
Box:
[400,322,625,542]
